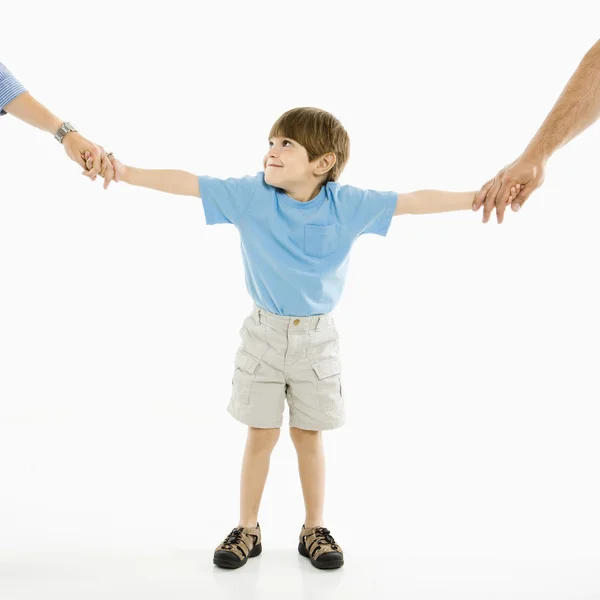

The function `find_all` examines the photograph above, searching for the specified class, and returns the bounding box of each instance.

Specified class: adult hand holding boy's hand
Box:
[62,132,107,176]
[83,150,118,190]
[473,154,547,224]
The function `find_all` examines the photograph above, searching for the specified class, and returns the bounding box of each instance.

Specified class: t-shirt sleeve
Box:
[0,62,27,116]
[197,174,259,226]
[337,183,398,238]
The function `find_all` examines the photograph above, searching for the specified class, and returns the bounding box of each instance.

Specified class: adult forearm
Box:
[3,84,106,174]
[525,39,600,162]
[3,91,63,135]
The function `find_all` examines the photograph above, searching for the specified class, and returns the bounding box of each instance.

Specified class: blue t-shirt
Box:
[198,171,397,316]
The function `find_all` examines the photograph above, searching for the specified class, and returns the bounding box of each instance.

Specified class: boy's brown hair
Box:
[268,107,350,183]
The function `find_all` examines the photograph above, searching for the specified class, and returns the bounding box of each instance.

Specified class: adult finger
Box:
[63,134,87,169]
[88,147,103,176]
[473,179,493,211]
[511,183,536,212]
[482,178,502,223]
[495,178,515,224]
[72,150,86,169]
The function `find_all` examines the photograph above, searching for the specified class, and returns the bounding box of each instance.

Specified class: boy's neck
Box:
[283,180,325,203]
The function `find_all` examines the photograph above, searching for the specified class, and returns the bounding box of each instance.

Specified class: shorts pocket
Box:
[311,357,343,411]
[233,348,261,405]
[304,224,337,258]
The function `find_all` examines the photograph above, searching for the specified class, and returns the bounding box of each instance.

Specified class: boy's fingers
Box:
[108,154,120,182]
[511,184,534,211]
[495,180,515,224]
[103,161,115,190]
[99,155,110,183]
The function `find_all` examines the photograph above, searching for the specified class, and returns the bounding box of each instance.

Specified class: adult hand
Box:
[473,153,546,224]
[62,131,107,177]
[83,150,116,190]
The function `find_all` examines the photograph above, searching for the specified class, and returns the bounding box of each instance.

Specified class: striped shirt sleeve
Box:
[0,62,27,116]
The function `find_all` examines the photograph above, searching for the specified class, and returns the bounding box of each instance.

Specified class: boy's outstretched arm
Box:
[89,153,200,197]
[121,166,200,197]
[393,186,520,216]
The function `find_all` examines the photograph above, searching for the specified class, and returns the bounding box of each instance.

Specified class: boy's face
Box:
[263,136,317,189]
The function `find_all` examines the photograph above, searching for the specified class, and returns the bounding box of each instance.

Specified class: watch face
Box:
[55,123,76,142]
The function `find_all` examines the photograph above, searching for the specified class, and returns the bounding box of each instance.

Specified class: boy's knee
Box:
[289,426,321,447]
[247,426,281,452]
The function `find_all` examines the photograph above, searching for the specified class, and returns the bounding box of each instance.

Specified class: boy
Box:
[91,107,519,570]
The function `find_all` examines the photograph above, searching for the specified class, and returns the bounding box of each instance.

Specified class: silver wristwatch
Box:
[54,122,78,143]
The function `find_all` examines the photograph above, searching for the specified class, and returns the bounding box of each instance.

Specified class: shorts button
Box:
[293,319,300,326]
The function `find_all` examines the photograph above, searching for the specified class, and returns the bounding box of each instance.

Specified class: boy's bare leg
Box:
[238,426,280,528]
[290,427,325,529]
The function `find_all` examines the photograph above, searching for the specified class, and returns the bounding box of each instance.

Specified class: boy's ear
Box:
[314,152,336,177]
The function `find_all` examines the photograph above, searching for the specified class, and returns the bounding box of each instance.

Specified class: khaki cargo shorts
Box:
[227,304,345,430]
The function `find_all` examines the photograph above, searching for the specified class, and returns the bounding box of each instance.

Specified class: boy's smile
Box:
[263,136,308,182]
[263,136,334,202]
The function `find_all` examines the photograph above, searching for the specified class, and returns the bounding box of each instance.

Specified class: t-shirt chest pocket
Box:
[304,223,337,258]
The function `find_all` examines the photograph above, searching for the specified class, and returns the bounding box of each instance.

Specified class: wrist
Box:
[522,141,551,166]
[121,164,131,183]
[49,116,64,136]
[61,130,78,145]
[54,121,78,143]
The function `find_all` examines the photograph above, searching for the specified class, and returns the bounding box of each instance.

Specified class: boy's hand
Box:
[507,184,522,205]
[83,150,124,189]
[108,154,126,183]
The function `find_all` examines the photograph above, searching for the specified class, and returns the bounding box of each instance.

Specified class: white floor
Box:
[0,549,598,600]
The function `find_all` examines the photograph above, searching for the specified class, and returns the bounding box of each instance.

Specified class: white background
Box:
[1,0,599,597]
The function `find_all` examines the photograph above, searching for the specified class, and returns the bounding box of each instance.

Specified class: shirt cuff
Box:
[373,192,398,237]
[198,175,231,225]
[0,76,27,116]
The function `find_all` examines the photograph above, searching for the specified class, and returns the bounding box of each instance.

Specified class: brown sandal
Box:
[298,525,344,569]
[213,523,262,569]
